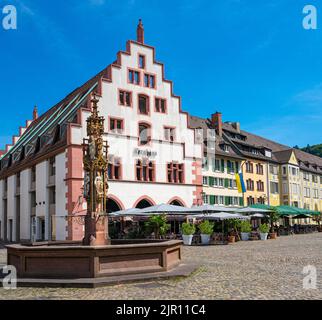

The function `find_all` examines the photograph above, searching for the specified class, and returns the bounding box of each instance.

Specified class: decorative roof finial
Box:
[137,19,144,44]
[33,106,38,120]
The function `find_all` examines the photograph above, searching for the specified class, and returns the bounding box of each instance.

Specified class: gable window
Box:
[128,69,140,85]
[138,94,149,115]
[155,98,166,113]
[144,73,155,88]
[109,118,124,133]
[138,54,145,69]
[136,160,155,182]
[138,123,151,145]
[164,127,175,142]
[167,162,184,184]
[119,90,132,107]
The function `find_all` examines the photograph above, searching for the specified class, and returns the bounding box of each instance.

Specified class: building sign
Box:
[133,148,157,158]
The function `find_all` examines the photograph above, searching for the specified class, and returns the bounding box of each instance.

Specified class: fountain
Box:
[5,94,190,288]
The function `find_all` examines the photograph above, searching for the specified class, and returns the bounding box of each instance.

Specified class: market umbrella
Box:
[140,204,192,215]
[235,207,272,214]
[110,208,143,217]
[188,205,239,213]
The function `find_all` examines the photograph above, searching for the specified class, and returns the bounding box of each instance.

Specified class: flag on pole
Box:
[235,172,246,193]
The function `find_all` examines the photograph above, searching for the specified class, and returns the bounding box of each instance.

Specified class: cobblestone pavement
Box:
[1,234,322,300]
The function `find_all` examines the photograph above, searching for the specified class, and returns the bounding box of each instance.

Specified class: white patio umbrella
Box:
[139,203,192,215]
[187,205,239,213]
[110,208,143,217]
[234,207,272,214]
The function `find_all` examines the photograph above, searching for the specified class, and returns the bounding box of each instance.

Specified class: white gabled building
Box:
[0,21,203,243]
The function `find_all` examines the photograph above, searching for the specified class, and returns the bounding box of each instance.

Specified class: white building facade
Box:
[0,22,203,242]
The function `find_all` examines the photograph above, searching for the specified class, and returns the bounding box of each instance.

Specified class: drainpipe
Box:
[266,162,270,206]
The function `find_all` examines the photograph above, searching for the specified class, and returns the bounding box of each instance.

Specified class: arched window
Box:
[138,123,151,145]
[138,94,149,115]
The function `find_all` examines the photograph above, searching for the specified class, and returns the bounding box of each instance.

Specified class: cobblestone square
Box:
[1,233,322,300]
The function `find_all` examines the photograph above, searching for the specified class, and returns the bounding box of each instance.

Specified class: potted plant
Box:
[268,210,279,239]
[198,220,214,245]
[181,223,195,245]
[144,214,170,239]
[228,233,236,244]
[240,220,252,241]
[259,223,270,240]
[313,214,322,232]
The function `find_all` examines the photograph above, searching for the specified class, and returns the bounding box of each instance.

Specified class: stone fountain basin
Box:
[6,239,183,279]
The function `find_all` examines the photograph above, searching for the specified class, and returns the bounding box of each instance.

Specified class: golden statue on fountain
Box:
[82,92,110,246]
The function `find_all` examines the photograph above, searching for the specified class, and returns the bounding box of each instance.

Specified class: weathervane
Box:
[82,92,110,246]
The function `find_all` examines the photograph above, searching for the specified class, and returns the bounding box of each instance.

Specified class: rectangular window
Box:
[167,163,184,184]
[256,164,264,175]
[143,73,155,88]
[49,157,56,176]
[119,90,132,107]
[155,98,167,113]
[215,159,220,171]
[202,193,209,204]
[138,95,149,115]
[136,160,155,182]
[139,55,145,69]
[109,118,124,133]
[164,127,175,142]
[246,162,253,173]
[270,182,279,194]
[128,69,140,85]
[203,177,208,185]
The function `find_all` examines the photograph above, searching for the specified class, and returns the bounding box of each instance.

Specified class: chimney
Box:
[137,19,144,44]
[33,106,38,120]
[211,112,222,137]
[232,122,240,133]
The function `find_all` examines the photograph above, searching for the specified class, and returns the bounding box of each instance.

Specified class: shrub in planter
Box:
[259,223,270,240]
[240,220,252,241]
[181,223,196,246]
[144,214,170,239]
[198,220,214,245]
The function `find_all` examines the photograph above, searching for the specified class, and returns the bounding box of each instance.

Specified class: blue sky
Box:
[1,0,321,149]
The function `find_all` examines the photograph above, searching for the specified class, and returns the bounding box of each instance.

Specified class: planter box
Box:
[182,235,193,246]
[260,233,268,241]
[241,232,249,241]
[200,234,210,245]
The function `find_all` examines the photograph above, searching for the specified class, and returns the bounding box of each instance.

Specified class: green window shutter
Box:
[209,177,215,186]
[225,196,229,206]
[209,195,215,205]
[235,162,239,173]
[239,197,244,206]
[221,159,225,172]
[224,178,229,188]
[231,162,235,173]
